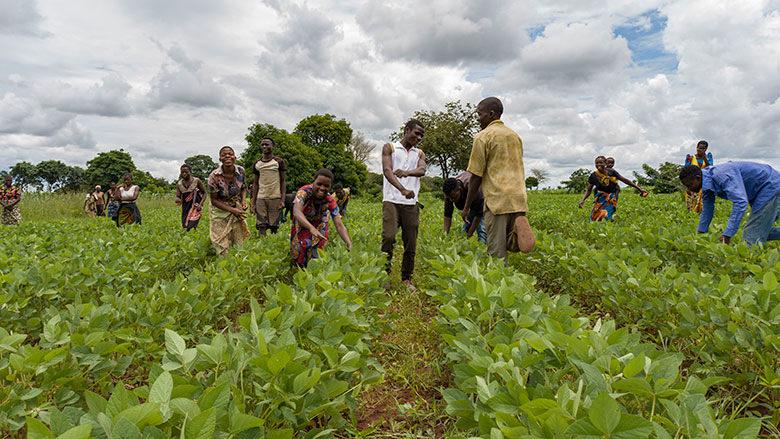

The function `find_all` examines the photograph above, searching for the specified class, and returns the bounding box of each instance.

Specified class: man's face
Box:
[261,139,273,155]
[447,187,462,203]
[313,175,332,198]
[476,104,493,129]
[220,148,236,166]
[403,125,424,147]
[683,175,702,192]
[696,144,708,156]
[4,176,12,187]
[180,167,191,179]
[123,175,132,185]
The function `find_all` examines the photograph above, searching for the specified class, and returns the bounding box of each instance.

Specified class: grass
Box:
[18,192,174,221]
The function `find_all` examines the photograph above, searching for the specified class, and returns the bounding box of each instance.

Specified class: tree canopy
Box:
[525,176,539,190]
[184,154,218,182]
[562,168,591,193]
[633,162,684,194]
[84,149,137,188]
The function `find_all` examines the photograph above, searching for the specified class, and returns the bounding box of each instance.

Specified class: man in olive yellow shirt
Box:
[462,97,530,259]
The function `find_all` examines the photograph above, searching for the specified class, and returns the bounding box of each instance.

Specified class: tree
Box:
[294,114,368,193]
[530,168,548,186]
[9,161,41,190]
[242,123,324,192]
[562,168,591,193]
[35,160,71,191]
[59,166,85,192]
[348,131,376,164]
[84,149,137,188]
[184,154,218,182]
[525,176,539,190]
[393,100,479,179]
[633,162,683,194]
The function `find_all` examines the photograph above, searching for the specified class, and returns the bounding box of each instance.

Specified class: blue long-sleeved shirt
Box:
[699,161,780,237]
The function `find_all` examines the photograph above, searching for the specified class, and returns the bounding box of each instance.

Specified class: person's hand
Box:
[401,189,414,199]
[461,207,470,222]
[578,200,585,209]
[232,207,246,219]
[241,201,248,211]
[175,199,182,206]
[310,226,327,242]
[640,190,649,198]
[345,240,353,251]
[279,199,285,209]
[394,169,407,178]
[719,235,731,244]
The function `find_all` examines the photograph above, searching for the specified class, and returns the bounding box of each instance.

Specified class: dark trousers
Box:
[381,202,419,281]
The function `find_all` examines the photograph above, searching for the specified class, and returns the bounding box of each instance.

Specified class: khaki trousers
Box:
[484,208,524,259]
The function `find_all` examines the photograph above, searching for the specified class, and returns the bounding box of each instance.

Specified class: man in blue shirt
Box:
[679,162,780,245]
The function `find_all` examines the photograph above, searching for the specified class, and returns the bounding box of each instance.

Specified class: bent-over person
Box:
[290,169,352,267]
[208,146,249,256]
[443,172,486,244]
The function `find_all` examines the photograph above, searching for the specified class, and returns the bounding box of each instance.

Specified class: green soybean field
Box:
[0,192,777,438]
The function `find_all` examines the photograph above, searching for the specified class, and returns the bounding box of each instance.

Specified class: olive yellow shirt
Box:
[466,119,528,215]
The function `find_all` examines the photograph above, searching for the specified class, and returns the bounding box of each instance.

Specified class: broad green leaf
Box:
[266,428,293,439]
[84,391,108,415]
[148,371,173,405]
[612,378,653,396]
[565,418,602,438]
[612,414,653,438]
[111,417,142,439]
[588,393,620,434]
[26,417,54,439]
[723,418,761,439]
[267,350,291,375]
[623,354,645,378]
[164,329,186,357]
[229,410,264,433]
[293,368,321,394]
[55,424,92,439]
[184,408,216,439]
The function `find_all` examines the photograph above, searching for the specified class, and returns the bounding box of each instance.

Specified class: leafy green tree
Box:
[562,168,591,193]
[35,160,71,191]
[525,176,539,190]
[393,101,479,179]
[184,154,217,181]
[84,149,137,188]
[242,123,324,192]
[294,114,367,193]
[9,161,42,190]
[633,162,683,194]
[530,168,548,186]
[59,166,85,192]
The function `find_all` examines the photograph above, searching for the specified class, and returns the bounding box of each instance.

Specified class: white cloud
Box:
[38,73,134,117]
[0,0,48,36]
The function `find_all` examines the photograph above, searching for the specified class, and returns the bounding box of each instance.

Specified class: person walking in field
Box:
[114,173,142,226]
[208,146,250,256]
[290,169,352,267]
[679,161,779,246]
[175,164,207,231]
[578,156,648,221]
[443,172,487,244]
[251,138,286,236]
[683,140,714,213]
[463,97,534,259]
[382,119,427,290]
[1,175,22,226]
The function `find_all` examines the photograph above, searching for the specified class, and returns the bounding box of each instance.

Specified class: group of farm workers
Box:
[5,96,780,280]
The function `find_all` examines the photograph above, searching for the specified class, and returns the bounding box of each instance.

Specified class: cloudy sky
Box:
[1,0,779,186]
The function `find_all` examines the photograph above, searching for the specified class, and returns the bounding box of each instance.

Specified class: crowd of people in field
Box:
[3,97,779,285]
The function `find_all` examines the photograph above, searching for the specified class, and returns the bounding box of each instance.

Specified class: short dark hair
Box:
[697,140,708,148]
[261,137,275,146]
[478,97,503,117]
[595,155,607,161]
[314,168,334,181]
[442,177,459,195]
[404,118,424,132]
[180,163,191,170]
[679,165,702,182]
[606,156,615,162]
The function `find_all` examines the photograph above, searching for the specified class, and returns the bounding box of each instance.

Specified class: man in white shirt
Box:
[381,119,427,290]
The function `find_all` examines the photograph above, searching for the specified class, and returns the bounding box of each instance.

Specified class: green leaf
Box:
[26,417,54,439]
[116,402,163,429]
[612,414,653,438]
[267,428,293,439]
[184,407,216,439]
[55,424,92,439]
[293,368,321,394]
[723,418,761,439]
[111,417,143,439]
[588,393,620,434]
[612,378,653,396]
[565,418,602,438]
[164,329,186,357]
[623,354,645,378]
[229,410,264,433]
[763,271,778,291]
[84,391,108,415]
[267,350,291,375]
[148,371,173,405]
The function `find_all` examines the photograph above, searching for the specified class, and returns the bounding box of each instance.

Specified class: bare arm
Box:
[210,193,245,218]
[466,215,481,237]
[444,216,452,234]
[382,143,408,194]
[293,200,325,240]
[333,215,352,250]
[461,174,483,221]
[250,167,259,208]
[578,183,594,207]
[395,150,427,178]
[616,175,647,194]
[279,162,286,204]
[175,186,182,205]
